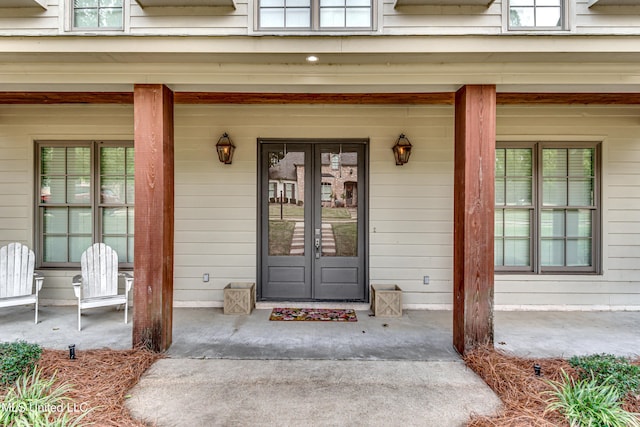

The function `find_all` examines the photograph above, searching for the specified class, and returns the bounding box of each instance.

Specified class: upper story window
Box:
[258,0,372,30]
[73,0,124,29]
[508,0,564,30]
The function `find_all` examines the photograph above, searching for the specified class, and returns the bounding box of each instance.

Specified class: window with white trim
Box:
[321,182,333,201]
[72,0,124,29]
[258,0,372,30]
[37,141,134,267]
[495,143,600,273]
[508,0,564,30]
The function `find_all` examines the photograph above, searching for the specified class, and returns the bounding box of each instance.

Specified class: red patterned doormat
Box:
[269,308,357,322]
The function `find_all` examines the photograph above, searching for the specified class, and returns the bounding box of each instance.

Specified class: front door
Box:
[259,139,367,301]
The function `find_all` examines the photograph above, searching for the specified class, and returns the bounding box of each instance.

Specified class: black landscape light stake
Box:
[69,344,76,360]
[534,363,541,376]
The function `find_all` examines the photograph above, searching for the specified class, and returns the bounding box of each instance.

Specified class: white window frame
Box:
[255,0,377,33]
[65,0,129,33]
[504,0,570,32]
[495,141,601,274]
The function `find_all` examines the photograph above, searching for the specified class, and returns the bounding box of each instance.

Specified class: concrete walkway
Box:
[3,306,640,426]
[126,359,501,427]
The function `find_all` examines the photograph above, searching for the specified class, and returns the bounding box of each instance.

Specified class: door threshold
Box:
[256,301,370,310]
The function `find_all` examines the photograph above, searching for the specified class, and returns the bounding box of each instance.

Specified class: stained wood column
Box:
[453,85,496,355]
[132,84,175,352]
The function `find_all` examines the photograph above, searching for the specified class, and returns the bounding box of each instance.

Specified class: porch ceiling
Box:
[2,35,640,64]
[1,35,639,94]
[2,50,640,66]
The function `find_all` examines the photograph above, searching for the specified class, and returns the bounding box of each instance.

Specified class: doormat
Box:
[269,308,357,322]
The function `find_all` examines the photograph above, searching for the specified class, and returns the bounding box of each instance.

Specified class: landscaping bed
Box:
[465,346,640,426]
[2,343,639,426]
[1,346,161,426]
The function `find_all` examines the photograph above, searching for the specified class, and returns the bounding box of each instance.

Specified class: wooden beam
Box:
[497,92,640,105]
[132,84,175,352]
[174,92,455,104]
[2,91,640,105]
[0,92,133,104]
[453,85,496,355]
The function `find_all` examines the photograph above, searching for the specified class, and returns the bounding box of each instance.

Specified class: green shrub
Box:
[545,370,640,427]
[0,368,88,427]
[0,341,42,386]
[569,353,640,396]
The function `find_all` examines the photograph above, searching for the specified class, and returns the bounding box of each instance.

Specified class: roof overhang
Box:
[134,0,234,8]
[589,0,640,6]
[0,0,47,8]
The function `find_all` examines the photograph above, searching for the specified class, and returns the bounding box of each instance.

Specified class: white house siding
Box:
[2,0,640,36]
[576,0,640,35]
[0,104,134,302]
[0,0,61,35]
[0,103,638,308]
[495,105,640,309]
[382,0,504,36]
[129,1,249,36]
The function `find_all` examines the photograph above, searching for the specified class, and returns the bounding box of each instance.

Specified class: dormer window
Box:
[73,0,124,29]
[508,0,564,30]
[258,0,372,30]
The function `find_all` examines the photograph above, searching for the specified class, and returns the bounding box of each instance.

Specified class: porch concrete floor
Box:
[2,306,640,426]
[2,305,639,359]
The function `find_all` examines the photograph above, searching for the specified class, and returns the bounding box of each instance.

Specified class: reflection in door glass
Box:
[321,149,358,257]
[268,149,305,256]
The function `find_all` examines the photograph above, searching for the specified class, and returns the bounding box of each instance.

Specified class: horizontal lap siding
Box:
[0,104,638,308]
[129,1,248,36]
[0,104,134,301]
[382,1,503,35]
[0,1,60,35]
[496,105,640,308]
[172,104,454,303]
[2,0,640,35]
[575,0,640,34]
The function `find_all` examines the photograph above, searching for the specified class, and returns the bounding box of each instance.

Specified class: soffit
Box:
[2,51,640,65]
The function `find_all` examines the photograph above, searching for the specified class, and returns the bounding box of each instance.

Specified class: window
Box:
[331,154,340,170]
[37,141,134,267]
[72,0,124,29]
[268,182,277,200]
[495,143,600,273]
[321,182,332,201]
[508,0,564,30]
[258,0,372,30]
[285,183,295,200]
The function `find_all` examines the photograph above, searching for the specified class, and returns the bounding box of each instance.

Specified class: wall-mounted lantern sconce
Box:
[216,132,235,164]
[392,134,412,166]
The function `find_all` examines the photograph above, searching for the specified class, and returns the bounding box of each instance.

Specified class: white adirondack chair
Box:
[0,242,44,324]
[72,243,133,331]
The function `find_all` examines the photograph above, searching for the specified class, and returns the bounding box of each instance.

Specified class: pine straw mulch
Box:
[3,345,640,426]
[36,348,162,426]
[464,345,640,427]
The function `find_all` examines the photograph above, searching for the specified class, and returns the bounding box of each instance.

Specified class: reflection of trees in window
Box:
[509,0,562,29]
[74,0,124,29]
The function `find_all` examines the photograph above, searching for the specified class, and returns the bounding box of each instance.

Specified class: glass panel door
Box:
[260,140,366,301]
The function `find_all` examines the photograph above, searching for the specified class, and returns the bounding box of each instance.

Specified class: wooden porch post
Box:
[132,84,175,352]
[453,85,496,355]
